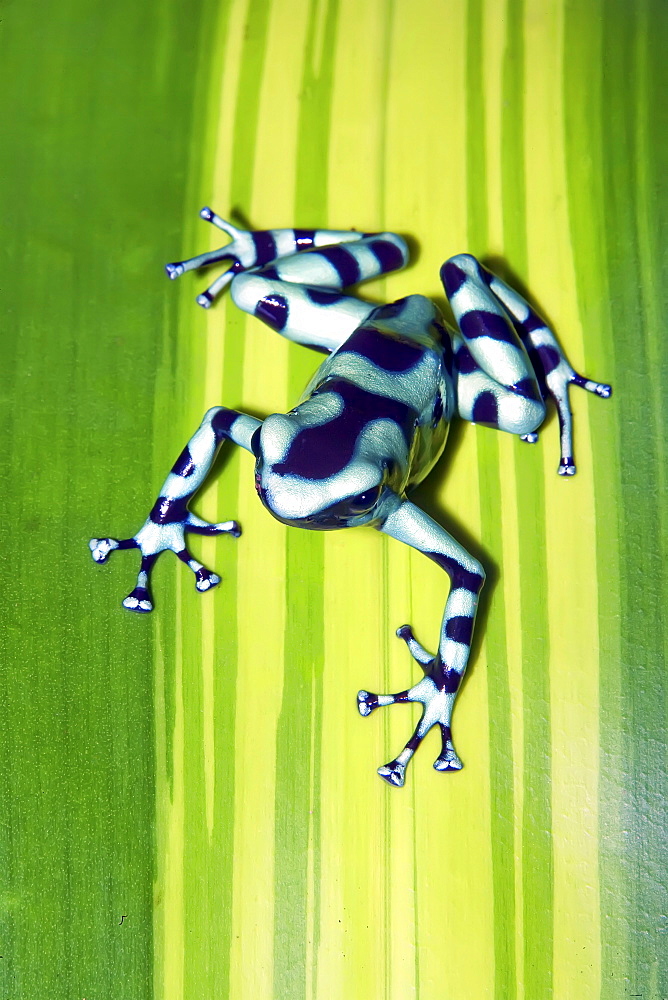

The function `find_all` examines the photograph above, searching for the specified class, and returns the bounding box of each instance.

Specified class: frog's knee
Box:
[445,252,478,270]
[230,271,267,311]
[461,386,545,435]
[440,254,481,295]
[231,272,290,333]
[459,557,485,592]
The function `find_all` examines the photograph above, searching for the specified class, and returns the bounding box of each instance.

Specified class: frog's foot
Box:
[165,208,257,309]
[165,209,243,302]
[358,682,462,787]
[358,627,463,786]
[544,365,612,476]
[521,431,539,444]
[89,514,239,613]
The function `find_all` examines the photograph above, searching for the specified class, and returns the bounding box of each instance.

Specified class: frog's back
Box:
[302,296,452,406]
[299,294,456,491]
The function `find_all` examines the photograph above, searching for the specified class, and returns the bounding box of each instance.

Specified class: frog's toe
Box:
[571,372,613,399]
[195,568,221,593]
[197,267,237,307]
[198,207,241,237]
[89,537,119,563]
[558,457,577,476]
[122,588,153,613]
[434,750,463,771]
[378,760,407,787]
[357,690,378,716]
[396,624,434,668]
[521,431,539,444]
[165,262,185,280]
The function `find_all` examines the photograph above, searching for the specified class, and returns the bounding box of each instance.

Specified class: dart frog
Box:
[90,210,611,787]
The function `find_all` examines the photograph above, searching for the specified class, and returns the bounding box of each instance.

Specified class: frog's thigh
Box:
[230,271,375,352]
[441,252,546,436]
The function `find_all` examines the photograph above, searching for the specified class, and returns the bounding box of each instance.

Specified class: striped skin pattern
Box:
[90,215,611,785]
[441,254,613,474]
[89,410,257,611]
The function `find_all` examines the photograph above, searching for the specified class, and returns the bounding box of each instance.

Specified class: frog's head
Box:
[251,411,401,530]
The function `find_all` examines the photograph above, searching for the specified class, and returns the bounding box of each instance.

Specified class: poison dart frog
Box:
[90,210,611,786]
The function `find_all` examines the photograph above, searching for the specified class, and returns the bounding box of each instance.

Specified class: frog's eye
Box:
[347,488,381,514]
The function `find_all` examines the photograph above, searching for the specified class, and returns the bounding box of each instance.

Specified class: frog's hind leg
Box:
[441,254,546,442]
[441,253,611,474]
[229,232,409,353]
[166,209,364,304]
[477,261,611,474]
[165,207,405,316]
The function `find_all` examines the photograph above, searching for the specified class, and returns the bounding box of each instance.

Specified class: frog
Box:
[90,209,611,787]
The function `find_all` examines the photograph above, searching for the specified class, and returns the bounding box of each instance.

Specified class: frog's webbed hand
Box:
[90,408,261,612]
[358,501,485,787]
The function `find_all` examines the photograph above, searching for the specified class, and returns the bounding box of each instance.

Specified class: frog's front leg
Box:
[358,500,485,787]
[90,407,260,612]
